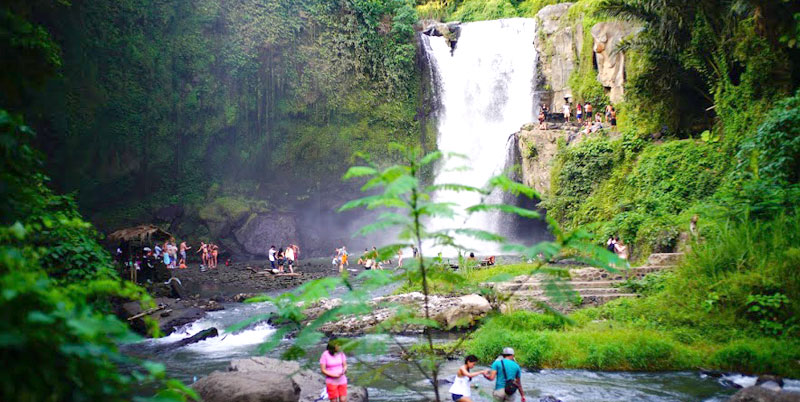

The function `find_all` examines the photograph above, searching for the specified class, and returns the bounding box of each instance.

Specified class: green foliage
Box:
[546,135,726,259]
[9,0,423,218]
[465,312,703,371]
[0,111,195,401]
[737,90,800,185]
[746,293,799,337]
[544,137,617,224]
[449,0,518,21]
[617,271,670,296]
[416,0,568,22]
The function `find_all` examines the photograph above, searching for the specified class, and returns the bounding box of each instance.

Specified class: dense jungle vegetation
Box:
[4,0,430,230]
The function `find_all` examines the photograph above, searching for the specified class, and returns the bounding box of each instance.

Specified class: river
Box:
[125,294,799,401]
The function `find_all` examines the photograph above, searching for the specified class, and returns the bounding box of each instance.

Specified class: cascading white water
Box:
[423,18,538,254]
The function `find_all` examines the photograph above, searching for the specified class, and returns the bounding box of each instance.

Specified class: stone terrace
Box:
[490,253,684,310]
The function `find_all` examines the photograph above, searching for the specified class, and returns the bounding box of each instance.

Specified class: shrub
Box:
[737,90,800,185]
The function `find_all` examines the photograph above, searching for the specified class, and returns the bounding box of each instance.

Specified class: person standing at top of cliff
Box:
[576,102,583,123]
[585,102,593,120]
[538,110,547,130]
[562,103,571,122]
[610,106,617,128]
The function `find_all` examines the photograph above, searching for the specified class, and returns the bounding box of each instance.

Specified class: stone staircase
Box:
[491,253,684,309]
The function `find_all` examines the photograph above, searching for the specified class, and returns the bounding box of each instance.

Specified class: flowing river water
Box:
[125,287,799,401]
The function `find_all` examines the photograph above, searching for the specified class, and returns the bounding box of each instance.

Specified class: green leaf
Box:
[466,203,540,219]
[343,166,378,179]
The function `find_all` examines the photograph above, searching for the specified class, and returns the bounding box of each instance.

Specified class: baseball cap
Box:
[502,347,515,355]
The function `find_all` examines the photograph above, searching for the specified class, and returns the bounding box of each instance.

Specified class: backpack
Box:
[500,360,519,396]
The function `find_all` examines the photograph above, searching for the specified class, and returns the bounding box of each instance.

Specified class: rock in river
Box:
[728,385,800,401]
[309,292,492,336]
[193,357,368,402]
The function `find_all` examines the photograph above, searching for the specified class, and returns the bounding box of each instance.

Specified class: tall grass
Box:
[463,213,800,376]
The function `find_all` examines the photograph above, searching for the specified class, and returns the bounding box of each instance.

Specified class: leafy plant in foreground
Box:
[242,144,624,400]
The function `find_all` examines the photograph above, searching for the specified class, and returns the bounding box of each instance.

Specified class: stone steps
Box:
[511,287,626,297]
[567,265,674,282]
[496,280,620,292]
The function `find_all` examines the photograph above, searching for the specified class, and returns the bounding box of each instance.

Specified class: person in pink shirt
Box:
[320,339,348,402]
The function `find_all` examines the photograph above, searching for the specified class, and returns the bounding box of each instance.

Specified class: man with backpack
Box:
[484,347,526,401]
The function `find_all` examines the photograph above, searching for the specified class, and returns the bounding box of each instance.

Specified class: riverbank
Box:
[460,215,800,378]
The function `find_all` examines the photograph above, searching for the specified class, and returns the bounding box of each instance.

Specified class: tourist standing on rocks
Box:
[485,347,526,402]
[576,102,583,123]
[179,241,191,268]
[397,249,404,268]
[585,102,593,120]
[610,106,617,128]
[277,247,285,273]
[268,245,276,270]
[538,110,547,130]
[563,103,571,122]
[285,245,295,273]
[338,247,349,272]
[290,244,300,266]
[449,355,488,402]
[320,339,348,402]
[198,242,208,270]
[208,243,218,269]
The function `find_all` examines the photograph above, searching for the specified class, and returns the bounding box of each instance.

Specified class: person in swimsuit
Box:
[610,107,617,127]
[576,102,583,123]
[449,355,488,402]
[320,339,348,402]
[179,241,191,268]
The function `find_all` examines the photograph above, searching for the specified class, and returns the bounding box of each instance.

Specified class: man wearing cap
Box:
[484,347,526,401]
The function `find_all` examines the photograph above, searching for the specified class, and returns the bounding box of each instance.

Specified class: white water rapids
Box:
[423,18,538,254]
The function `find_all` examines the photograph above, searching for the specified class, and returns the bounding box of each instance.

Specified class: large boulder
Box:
[315,292,492,335]
[590,21,638,104]
[234,213,298,257]
[222,357,368,402]
[534,3,580,113]
[728,386,800,402]
[121,297,207,335]
[192,370,301,402]
[154,204,184,223]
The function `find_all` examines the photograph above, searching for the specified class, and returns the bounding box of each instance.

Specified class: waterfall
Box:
[422,18,539,254]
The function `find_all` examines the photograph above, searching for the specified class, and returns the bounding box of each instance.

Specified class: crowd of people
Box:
[318,339,527,402]
[539,101,618,136]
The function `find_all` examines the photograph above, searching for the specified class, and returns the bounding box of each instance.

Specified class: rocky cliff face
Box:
[591,21,638,104]
[534,4,637,109]
[516,124,570,195]
[535,3,581,114]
